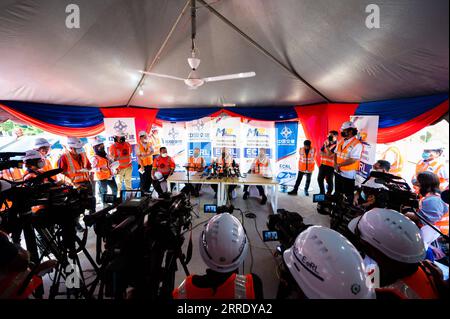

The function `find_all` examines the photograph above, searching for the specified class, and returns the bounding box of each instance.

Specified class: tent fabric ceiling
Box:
[0,0,448,108]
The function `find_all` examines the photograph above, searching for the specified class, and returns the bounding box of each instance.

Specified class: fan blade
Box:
[139,71,185,81]
[203,71,256,83]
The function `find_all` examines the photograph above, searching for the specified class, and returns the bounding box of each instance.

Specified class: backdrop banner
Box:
[240,120,275,173]
[103,117,137,145]
[350,115,379,184]
[275,121,299,187]
[211,116,241,159]
[160,122,188,172]
[186,118,213,166]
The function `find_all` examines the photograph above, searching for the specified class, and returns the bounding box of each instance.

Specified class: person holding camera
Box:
[22,150,48,182]
[288,140,315,196]
[152,147,175,197]
[406,171,448,236]
[172,213,263,299]
[243,148,269,205]
[136,131,154,193]
[413,143,448,191]
[334,121,363,202]
[34,138,54,172]
[353,160,391,209]
[317,131,339,195]
[348,208,443,299]
[90,137,118,206]
[279,225,375,299]
[109,132,133,193]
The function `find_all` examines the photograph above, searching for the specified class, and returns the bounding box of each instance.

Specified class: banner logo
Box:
[113,120,128,134]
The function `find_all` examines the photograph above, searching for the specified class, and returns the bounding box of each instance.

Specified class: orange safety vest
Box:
[381,146,403,175]
[298,147,315,173]
[172,273,255,299]
[0,270,43,299]
[385,266,440,299]
[153,156,175,175]
[188,156,204,171]
[252,158,270,175]
[0,168,24,182]
[415,159,447,189]
[109,142,132,170]
[41,158,54,172]
[61,152,90,184]
[92,155,113,181]
[320,142,336,167]
[137,142,153,167]
[335,137,362,172]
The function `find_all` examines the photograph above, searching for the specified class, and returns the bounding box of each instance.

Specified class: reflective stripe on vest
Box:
[298,147,315,173]
[111,143,132,169]
[138,142,153,166]
[172,273,255,299]
[93,155,112,181]
[1,168,24,182]
[188,156,204,171]
[335,137,361,171]
[64,152,90,184]
[253,158,269,175]
[386,267,439,299]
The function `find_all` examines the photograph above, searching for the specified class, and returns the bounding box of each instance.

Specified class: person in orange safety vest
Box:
[185,147,205,197]
[90,137,117,205]
[413,143,448,191]
[173,213,262,299]
[318,130,339,195]
[136,131,154,193]
[34,138,53,172]
[243,148,270,205]
[288,140,315,196]
[109,133,133,193]
[152,147,175,197]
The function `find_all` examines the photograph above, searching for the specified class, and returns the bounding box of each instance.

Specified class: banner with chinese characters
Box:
[160,122,188,172]
[186,118,213,166]
[240,120,275,173]
[275,121,299,186]
[103,117,137,145]
[350,115,379,184]
[211,116,241,160]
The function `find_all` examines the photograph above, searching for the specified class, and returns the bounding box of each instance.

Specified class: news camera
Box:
[85,192,193,299]
[0,152,25,170]
[267,209,310,253]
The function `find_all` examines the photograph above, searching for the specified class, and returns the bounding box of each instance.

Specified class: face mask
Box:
[119,137,126,143]
[141,138,147,144]
[75,148,85,154]
[194,153,200,158]
[328,135,334,142]
[422,152,431,160]
[37,161,45,169]
[161,153,168,158]
[341,131,348,138]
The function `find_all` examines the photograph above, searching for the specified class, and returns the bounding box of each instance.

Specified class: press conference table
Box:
[167,172,279,213]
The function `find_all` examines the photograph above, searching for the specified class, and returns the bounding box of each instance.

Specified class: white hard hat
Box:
[199,213,248,273]
[348,208,426,264]
[65,137,84,149]
[34,138,51,149]
[341,121,357,130]
[138,130,147,137]
[23,150,42,161]
[423,141,444,151]
[283,226,375,299]
[90,136,104,147]
[154,171,165,182]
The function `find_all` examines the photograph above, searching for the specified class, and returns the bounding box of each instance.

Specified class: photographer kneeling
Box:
[173,213,263,299]
[278,225,375,299]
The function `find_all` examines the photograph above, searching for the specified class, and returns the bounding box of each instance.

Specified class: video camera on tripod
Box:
[0,152,24,171]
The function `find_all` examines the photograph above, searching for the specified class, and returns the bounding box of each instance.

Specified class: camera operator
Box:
[152,147,175,198]
[58,137,95,223]
[34,138,54,172]
[353,160,391,209]
[279,225,374,299]
[318,130,339,195]
[173,213,263,299]
[334,121,363,203]
[348,208,445,299]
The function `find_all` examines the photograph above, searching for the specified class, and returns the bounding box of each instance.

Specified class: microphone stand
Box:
[184,164,199,218]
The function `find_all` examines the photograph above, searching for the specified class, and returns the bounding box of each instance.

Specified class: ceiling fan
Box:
[139,0,256,90]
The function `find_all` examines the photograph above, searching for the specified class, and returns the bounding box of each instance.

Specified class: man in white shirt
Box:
[334,121,363,202]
